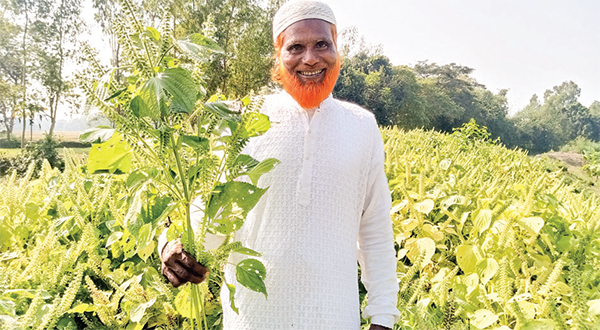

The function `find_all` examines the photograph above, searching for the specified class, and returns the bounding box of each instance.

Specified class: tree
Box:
[164,0,274,97]
[31,0,83,137]
[8,0,36,147]
[92,0,120,69]
[0,6,21,140]
[511,81,598,153]
[589,101,600,117]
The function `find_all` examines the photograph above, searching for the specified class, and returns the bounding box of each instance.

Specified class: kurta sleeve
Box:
[357,125,400,328]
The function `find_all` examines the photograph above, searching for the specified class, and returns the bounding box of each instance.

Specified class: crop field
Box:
[0,127,599,330]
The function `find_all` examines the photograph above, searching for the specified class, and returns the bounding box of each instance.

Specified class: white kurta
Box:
[220,92,400,329]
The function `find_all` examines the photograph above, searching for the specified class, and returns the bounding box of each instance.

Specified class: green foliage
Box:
[333,41,515,145]
[451,118,497,146]
[582,151,600,177]
[76,1,275,328]
[0,139,20,148]
[512,82,600,154]
[560,136,600,154]
[0,135,65,177]
[559,137,600,178]
[0,154,193,329]
[380,128,600,330]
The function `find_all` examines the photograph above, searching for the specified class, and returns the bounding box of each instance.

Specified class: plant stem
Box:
[170,133,207,329]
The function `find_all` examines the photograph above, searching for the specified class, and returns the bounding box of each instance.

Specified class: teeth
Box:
[299,69,324,76]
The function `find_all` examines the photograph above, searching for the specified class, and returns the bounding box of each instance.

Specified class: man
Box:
[160,1,400,329]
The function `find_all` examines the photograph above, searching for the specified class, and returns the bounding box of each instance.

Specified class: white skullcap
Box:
[272,0,337,42]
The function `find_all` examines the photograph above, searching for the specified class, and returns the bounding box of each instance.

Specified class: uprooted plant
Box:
[79,1,276,328]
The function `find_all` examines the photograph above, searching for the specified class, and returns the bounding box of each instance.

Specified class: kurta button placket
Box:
[298,103,324,206]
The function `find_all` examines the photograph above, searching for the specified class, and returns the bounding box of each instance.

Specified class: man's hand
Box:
[369,325,391,330]
[160,239,209,287]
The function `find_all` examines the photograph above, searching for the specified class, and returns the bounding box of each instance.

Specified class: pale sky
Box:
[326,0,600,114]
[79,0,599,117]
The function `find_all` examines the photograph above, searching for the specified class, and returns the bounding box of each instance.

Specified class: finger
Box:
[180,251,210,277]
[172,262,205,284]
[162,266,184,288]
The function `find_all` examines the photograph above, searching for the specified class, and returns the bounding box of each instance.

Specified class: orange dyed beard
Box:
[278,57,341,109]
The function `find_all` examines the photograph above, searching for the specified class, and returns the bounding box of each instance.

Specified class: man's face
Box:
[280,19,338,85]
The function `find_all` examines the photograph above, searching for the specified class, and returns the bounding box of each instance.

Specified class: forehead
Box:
[280,19,333,45]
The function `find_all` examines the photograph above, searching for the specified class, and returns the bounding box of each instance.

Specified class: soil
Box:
[544,152,584,167]
[542,151,600,196]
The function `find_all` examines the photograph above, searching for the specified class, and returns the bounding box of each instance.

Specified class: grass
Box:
[0,149,20,157]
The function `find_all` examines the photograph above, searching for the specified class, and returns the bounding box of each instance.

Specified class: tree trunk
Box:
[20,0,28,148]
[48,94,57,138]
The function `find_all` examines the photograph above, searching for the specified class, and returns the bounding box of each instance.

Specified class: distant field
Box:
[0,147,90,157]
[29,131,82,142]
[1,131,89,157]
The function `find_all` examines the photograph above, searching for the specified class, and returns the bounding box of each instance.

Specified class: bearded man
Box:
[159,1,400,329]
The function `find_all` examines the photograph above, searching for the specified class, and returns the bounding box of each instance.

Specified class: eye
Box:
[287,44,303,53]
[316,41,329,49]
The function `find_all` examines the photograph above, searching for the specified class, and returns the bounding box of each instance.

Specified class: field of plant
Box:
[1,0,599,328]
[380,127,600,330]
[0,125,599,329]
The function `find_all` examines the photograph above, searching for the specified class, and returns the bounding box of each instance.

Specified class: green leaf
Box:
[56,316,77,330]
[130,298,156,323]
[87,132,132,174]
[241,113,270,138]
[469,309,498,329]
[174,34,223,62]
[236,258,267,298]
[125,188,145,228]
[245,158,279,185]
[159,67,197,114]
[137,223,155,262]
[517,217,545,236]
[103,88,126,102]
[181,135,209,151]
[441,195,466,209]
[79,126,115,143]
[129,96,144,118]
[414,199,434,214]
[456,244,479,274]
[145,27,160,41]
[204,102,239,121]
[24,203,39,220]
[137,78,164,119]
[123,233,137,260]
[174,285,196,319]
[473,209,493,235]
[126,168,158,191]
[226,284,238,313]
[588,299,600,316]
[520,319,556,330]
[66,303,96,314]
[0,223,11,251]
[406,237,436,269]
[476,258,499,284]
[207,182,267,234]
[232,247,262,257]
[233,154,259,169]
[0,298,15,316]
[106,232,123,248]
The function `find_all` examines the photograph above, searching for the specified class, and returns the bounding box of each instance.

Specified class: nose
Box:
[302,48,318,66]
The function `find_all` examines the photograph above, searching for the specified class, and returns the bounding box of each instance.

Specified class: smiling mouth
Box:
[298,69,325,77]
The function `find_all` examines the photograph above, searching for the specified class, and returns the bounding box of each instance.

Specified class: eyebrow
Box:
[284,37,330,46]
